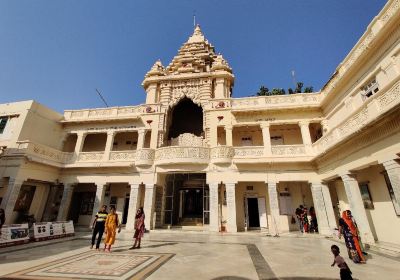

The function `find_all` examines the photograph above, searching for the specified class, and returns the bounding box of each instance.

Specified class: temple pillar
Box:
[91,182,107,226]
[209,183,219,232]
[225,182,237,232]
[57,183,75,221]
[260,122,271,156]
[310,182,336,235]
[1,178,24,223]
[381,159,400,212]
[267,181,280,236]
[340,173,375,244]
[126,184,141,230]
[143,184,156,230]
[225,125,233,146]
[103,131,115,161]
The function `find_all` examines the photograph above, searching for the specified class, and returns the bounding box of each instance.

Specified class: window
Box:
[361,78,379,99]
[0,117,8,134]
[241,136,253,146]
[359,182,374,209]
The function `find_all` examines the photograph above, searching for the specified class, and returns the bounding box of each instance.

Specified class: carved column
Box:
[159,83,172,106]
[126,184,141,230]
[299,121,313,154]
[267,182,280,236]
[381,159,400,212]
[0,178,24,223]
[225,125,233,146]
[57,183,75,221]
[214,78,226,99]
[340,173,375,244]
[103,131,115,161]
[137,129,146,149]
[74,131,87,154]
[199,78,212,102]
[260,122,271,156]
[310,182,336,235]
[225,182,237,232]
[91,183,107,226]
[143,184,156,230]
[209,183,219,232]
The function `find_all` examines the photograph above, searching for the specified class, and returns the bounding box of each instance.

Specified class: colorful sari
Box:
[134,213,145,239]
[339,211,365,263]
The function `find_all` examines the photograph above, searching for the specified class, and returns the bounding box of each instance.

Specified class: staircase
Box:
[179,217,203,226]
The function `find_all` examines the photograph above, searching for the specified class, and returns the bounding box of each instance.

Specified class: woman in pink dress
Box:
[129,207,145,249]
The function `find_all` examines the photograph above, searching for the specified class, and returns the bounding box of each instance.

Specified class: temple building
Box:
[1,0,400,247]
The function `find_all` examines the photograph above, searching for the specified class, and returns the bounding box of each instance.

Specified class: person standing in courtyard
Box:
[338,210,366,263]
[104,206,121,252]
[331,244,353,280]
[130,207,145,250]
[309,206,318,233]
[295,206,304,233]
[90,205,108,250]
[302,206,310,233]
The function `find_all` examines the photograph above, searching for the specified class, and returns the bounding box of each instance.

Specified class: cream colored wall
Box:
[18,102,64,150]
[82,133,107,151]
[28,183,50,221]
[113,132,138,151]
[235,182,268,231]
[356,165,400,245]
[270,125,303,145]
[232,127,263,146]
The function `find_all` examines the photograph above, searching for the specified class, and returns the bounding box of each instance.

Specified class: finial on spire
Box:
[193,10,196,28]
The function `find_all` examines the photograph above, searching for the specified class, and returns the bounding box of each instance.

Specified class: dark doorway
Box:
[247,198,260,228]
[122,197,129,224]
[167,97,203,139]
[183,189,203,218]
[68,192,83,224]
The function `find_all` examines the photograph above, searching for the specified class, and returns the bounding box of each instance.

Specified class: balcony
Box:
[210,146,234,164]
[271,145,306,156]
[155,146,209,165]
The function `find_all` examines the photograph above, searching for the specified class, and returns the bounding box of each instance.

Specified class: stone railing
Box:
[230,93,321,111]
[210,146,234,164]
[135,148,155,166]
[233,146,264,158]
[109,151,136,161]
[13,141,73,165]
[313,78,400,154]
[271,145,306,156]
[63,104,162,121]
[77,152,104,162]
[155,146,210,165]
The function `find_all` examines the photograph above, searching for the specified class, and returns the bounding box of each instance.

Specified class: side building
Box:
[1,0,400,246]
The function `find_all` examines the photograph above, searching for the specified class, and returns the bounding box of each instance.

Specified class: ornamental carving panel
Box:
[210,146,235,159]
[234,147,264,157]
[271,145,306,155]
[338,108,369,137]
[170,133,206,147]
[169,79,202,107]
[377,82,400,110]
[32,144,73,163]
[88,109,113,117]
[155,147,209,161]
[109,151,136,161]
[77,152,104,162]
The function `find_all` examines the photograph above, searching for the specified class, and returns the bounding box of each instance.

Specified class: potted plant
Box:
[220,220,227,232]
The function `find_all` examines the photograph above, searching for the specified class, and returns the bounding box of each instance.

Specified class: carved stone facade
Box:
[1,1,400,244]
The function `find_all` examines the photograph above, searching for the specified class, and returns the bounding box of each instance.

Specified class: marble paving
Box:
[0,231,399,280]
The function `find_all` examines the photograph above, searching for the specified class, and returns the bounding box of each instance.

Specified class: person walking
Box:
[331,244,353,280]
[90,205,108,250]
[130,207,145,250]
[104,206,121,252]
[302,206,310,233]
[338,210,366,263]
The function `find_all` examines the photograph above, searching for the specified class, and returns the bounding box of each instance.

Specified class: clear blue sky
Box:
[0,0,387,113]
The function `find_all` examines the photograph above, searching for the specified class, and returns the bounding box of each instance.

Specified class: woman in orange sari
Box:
[339,210,365,263]
[104,206,121,252]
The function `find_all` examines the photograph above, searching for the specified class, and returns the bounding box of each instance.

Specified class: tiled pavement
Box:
[0,231,399,280]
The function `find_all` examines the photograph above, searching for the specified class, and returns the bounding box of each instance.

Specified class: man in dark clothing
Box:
[295,205,304,233]
[91,205,108,250]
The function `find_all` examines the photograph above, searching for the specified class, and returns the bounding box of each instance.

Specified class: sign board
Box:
[0,224,30,247]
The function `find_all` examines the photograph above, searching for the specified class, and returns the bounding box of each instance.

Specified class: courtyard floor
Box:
[0,230,399,280]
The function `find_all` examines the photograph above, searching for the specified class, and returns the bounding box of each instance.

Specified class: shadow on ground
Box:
[211,278,358,280]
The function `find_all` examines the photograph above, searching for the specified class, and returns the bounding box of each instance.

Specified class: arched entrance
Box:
[167,97,203,140]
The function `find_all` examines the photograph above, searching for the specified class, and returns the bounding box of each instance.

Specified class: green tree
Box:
[295,82,303,93]
[256,86,269,96]
[304,86,314,93]
[288,88,294,94]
